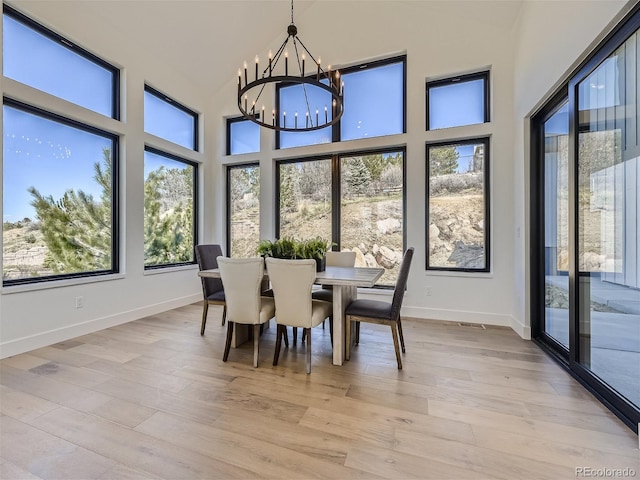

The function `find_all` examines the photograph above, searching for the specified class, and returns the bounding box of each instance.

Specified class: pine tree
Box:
[29,148,113,273]
[143,166,194,266]
[429,146,459,176]
[279,164,300,212]
[344,156,371,195]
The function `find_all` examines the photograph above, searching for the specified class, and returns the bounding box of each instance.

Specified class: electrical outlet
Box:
[75,296,84,308]
[425,287,432,296]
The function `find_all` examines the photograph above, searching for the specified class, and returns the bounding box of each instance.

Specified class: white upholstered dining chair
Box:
[218,257,275,368]
[266,258,332,374]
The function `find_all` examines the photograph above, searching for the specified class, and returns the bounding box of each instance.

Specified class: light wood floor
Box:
[1,303,638,479]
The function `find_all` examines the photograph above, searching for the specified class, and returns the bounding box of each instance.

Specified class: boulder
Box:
[377,218,401,235]
[376,246,400,269]
[352,247,366,267]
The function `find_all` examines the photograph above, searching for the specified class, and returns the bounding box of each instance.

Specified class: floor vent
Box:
[457,322,486,329]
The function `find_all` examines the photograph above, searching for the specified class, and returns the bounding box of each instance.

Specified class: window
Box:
[143,147,197,269]
[144,85,198,150]
[426,138,490,272]
[277,56,406,149]
[2,5,119,118]
[227,117,260,155]
[277,148,405,286]
[3,99,119,285]
[227,164,261,257]
[426,71,489,130]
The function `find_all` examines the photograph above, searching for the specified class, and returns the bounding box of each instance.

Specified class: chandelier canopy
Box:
[237,0,343,132]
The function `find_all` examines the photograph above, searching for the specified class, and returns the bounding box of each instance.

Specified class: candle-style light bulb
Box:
[285,51,288,75]
[325,105,328,123]
[306,111,309,128]
[255,55,259,81]
[316,108,319,126]
[272,109,275,126]
[268,50,273,76]
[302,54,305,77]
[317,57,321,80]
[327,65,332,87]
[295,111,298,129]
[244,61,248,85]
[244,94,248,112]
[283,111,287,127]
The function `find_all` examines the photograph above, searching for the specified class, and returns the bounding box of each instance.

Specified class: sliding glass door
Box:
[532,8,640,432]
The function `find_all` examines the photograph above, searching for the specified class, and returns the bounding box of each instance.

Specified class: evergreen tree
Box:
[361,154,386,181]
[143,166,194,266]
[429,146,459,176]
[344,156,372,195]
[29,148,113,273]
[279,164,300,212]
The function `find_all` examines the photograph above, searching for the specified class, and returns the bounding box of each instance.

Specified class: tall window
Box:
[227,164,260,257]
[277,56,406,149]
[426,138,490,272]
[143,147,197,269]
[277,149,405,286]
[144,85,198,150]
[426,71,489,130]
[3,100,119,285]
[3,5,119,118]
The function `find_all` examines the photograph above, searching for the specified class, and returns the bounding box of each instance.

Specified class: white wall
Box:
[511,0,630,338]
[211,1,520,330]
[0,1,208,357]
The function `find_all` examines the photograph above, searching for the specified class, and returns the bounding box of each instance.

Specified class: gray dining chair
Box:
[266,258,332,374]
[195,244,226,335]
[345,247,414,369]
[218,257,275,367]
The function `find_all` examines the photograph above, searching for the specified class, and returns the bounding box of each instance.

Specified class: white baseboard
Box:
[0,294,201,359]
[509,314,532,340]
[401,305,512,327]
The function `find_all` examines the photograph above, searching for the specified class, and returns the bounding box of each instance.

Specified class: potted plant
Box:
[256,236,331,271]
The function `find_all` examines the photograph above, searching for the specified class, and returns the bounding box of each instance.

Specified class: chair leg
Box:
[390,323,402,370]
[396,317,405,353]
[283,326,289,348]
[200,302,209,335]
[253,324,260,368]
[345,317,351,361]
[301,328,306,344]
[329,317,333,347]
[223,321,234,362]
[322,319,325,330]
[273,325,283,366]
[355,321,360,345]
[221,305,227,326]
[306,328,312,374]
[293,327,298,346]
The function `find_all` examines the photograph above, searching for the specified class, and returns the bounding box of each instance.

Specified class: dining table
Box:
[198,264,384,365]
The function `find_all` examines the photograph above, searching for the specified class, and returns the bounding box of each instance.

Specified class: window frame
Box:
[3,4,121,120]
[275,55,407,149]
[226,115,260,156]
[226,162,261,257]
[142,145,199,270]
[2,97,120,286]
[425,136,491,273]
[144,84,199,151]
[426,71,490,131]
[275,146,407,289]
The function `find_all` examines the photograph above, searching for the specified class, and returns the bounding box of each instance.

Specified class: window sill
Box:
[143,264,198,276]
[1,273,126,295]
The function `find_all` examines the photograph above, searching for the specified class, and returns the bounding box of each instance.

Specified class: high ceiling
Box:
[13,1,524,97]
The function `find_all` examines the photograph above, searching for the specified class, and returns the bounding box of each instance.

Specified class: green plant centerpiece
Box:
[256,236,331,271]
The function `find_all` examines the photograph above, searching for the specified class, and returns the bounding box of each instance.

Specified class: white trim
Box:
[0,293,201,359]
[509,314,531,340]
[2,273,126,295]
[401,305,512,328]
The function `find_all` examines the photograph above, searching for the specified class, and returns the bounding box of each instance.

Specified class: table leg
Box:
[332,285,356,365]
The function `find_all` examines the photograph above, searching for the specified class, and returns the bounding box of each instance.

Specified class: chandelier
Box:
[237,0,343,132]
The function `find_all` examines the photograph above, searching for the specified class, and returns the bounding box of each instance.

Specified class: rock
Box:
[447,241,484,268]
[429,224,440,239]
[358,242,368,254]
[352,247,366,267]
[376,246,401,269]
[372,244,380,256]
[364,253,378,268]
[377,218,401,235]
